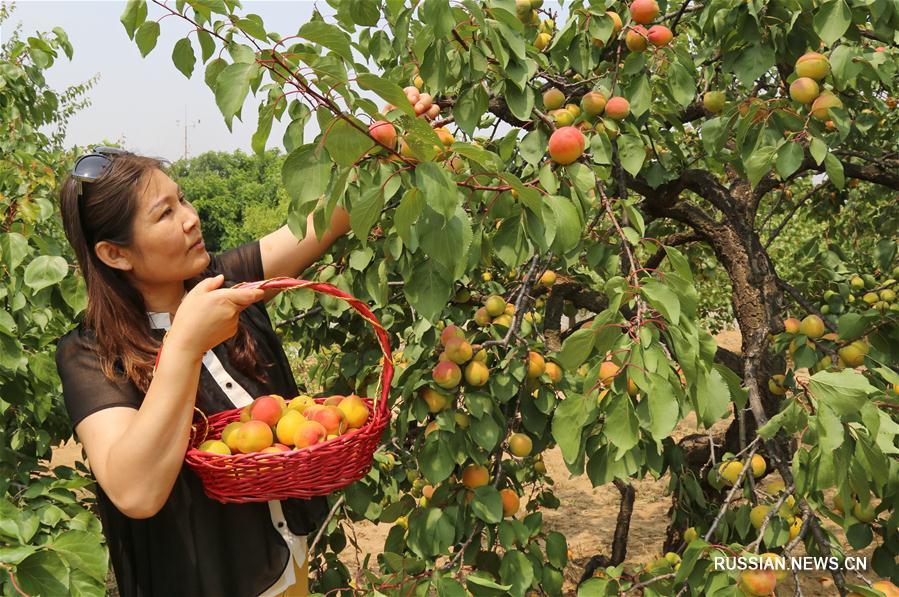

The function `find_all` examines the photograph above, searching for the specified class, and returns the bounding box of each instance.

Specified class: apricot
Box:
[473,349,488,363]
[718,460,743,485]
[548,126,586,165]
[426,104,440,119]
[462,464,489,489]
[287,395,316,414]
[751,454,766,478]
[454,411,471,428]
[629,0,659,24]
[811,91,842,120]
[474,307,492,326]
[647,25,672,47]
[445,336,474,364]
[307,405,345,435]
[250,395,285,427]
[527,351,546,378]
[625,26,649,52]
[768,374,787,396]
[239,404,252,423]
[550,109,575,126]
[604,96,630,120]
[789,517,802,540]
[739,569,777,596]
[440,324,465,346]
[234,420,274,454]
[369,120,397,150]
[504,303,516,315]
[539,270,557,286]
[795,52,830,80]
[434,127,455,146]
[221,421,243,450]
[323,395,344,407]
[683,527,699,542]
[485,295,507,317]
[760,553,788,581]
[750,505,771,530]
[545,362,563,384]
[606,11,623,33]
[509,433,533,457]
[534,32,551,51]
[199,440,231,455]
[403,85,420,104]
[424,421,439,437]
[598,360,620,386]
[464,360,490,386]
[871,580,899,597]
[703,91,725,114]
[433,360,463,389]
[852,501,876,523]
[293,419,327,448]
[799,314,825,338]
[838,339,868,367]
[500,488,521,517]
[276,410,307,446]
[565,103,581,118]
[492,314,513,328]
[421,387,450,413]
[338,395,370,429]
[783,317,801,334]
[261,443,290,453]
[789,77,819,104]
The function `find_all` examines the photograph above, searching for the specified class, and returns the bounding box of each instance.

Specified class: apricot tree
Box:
[113,0,899,594]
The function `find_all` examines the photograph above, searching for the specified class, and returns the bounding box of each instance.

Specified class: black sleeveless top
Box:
[54,240,328,596]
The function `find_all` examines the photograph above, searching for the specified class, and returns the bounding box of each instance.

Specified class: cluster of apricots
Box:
[196,393,370,456]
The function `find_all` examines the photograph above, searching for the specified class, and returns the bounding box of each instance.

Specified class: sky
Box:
[3,1,333,161]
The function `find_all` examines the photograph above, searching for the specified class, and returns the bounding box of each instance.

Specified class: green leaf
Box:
[350,187,384,242]
[499,550,535,597]
[816,402,845,452]
[810,137,828,165]
[415,163,461,220]
[625,74,651,117]
[119,0,147,40]
[808,370,876,416]
[824,152,845,189]
[837,313,867,341]
[776,142,804,179]
[617,134,646,176]
[641,279,680,324]
[407,508,454,558]
[298,21,354,63]
[172,37,196,79]
[731,44,775,87]
[420,438,455,483]
[545,532,568,569]
[814,0,852,45]
[546,196,581,254]
[282,145,331,207]
[471,486,503,524]
[357,74,415,117]
[396,188,424,248]
[471,411,502,451]
[404,259,452,322]
[603,393,640,453]
[16,550,69,597]
[418,207,473,280]
[520,128,548,166]
[669,61,696,107]
[1,233,29,271]
[51,531,108,582]
[23,256,67,292]
[551,393,591,465]
[214,62,255,129]
[323,116,372,167]
[505,82,534,121]
[745,145,778,187]
[0,545,38,565]
[453,84,489,137]
[590,132,612,165]
[422,0,455,37]
[646,375,679,440]
[556,329,595,370]
[135,21,160,57]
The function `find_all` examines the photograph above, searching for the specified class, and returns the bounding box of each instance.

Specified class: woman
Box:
[55,146,351,596]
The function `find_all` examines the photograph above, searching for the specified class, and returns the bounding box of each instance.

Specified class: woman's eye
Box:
[179,194,187,203]
[161,208,172,218]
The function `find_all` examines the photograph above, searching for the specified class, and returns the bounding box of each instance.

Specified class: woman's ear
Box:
[94,240,134,272]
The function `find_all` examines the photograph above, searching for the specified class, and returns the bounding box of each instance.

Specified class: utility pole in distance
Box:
[175,105,200,161]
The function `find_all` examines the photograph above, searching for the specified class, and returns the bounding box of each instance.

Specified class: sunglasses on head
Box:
[71,146,128,196]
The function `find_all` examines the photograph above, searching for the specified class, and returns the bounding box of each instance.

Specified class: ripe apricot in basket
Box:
[249,395,286,426]
[199,440,231,455]
[338,395,370,429]
[323,395,344,407]
[261,443,291,454]
[306,405,346,435]
[294,420,328,448]
[276,410,306,446]
[234,420,274,454]
[221,422,243,450]
[287,395,316,414]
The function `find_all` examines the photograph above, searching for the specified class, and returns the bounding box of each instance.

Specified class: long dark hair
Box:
[59,150,269,393]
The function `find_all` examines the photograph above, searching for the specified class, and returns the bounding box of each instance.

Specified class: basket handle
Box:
[231,277,394,418]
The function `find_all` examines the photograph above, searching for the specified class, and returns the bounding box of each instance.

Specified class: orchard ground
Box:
[48,331,880,595]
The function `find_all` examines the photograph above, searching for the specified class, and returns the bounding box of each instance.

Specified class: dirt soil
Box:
[48,329,879,596]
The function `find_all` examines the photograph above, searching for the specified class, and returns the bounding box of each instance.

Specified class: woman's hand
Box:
[167,274,265,357]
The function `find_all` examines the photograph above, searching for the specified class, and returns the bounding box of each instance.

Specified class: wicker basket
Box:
[177,278,393,503]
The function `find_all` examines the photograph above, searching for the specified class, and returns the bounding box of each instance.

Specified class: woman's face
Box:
[121,168,209,284]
